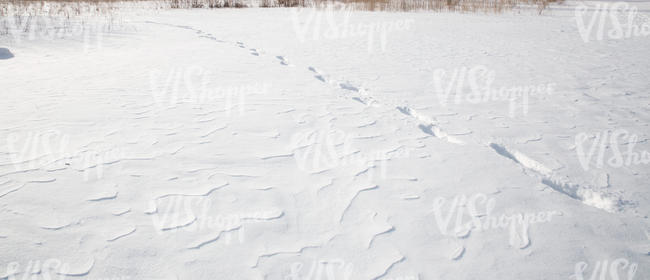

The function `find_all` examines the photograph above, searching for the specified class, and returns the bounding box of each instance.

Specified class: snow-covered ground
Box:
[1,2,649,279]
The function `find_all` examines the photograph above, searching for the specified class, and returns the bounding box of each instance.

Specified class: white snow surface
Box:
[1,2,650,279]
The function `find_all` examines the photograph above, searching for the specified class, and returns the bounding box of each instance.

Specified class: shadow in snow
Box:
[0,48,14,60]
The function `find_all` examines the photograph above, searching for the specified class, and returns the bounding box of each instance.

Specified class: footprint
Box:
[339,82,359,92]
[308,67,328,82]
[276,56,292,66]
[249,48,259,56]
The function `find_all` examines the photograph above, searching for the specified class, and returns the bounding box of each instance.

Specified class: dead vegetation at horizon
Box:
[266,0,560,13]
[0,0,130,38]
[0,0,561,39]
[0,0,562,13]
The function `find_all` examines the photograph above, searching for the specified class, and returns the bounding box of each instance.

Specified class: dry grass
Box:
[265,0,561,13]
[0,0,130,38]
[0,0,248,10]
[0,0,561,12]
[168,0,247,8]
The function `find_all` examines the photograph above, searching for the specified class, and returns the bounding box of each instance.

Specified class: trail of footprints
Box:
[138,22,634,266]
[219,30,627,214]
